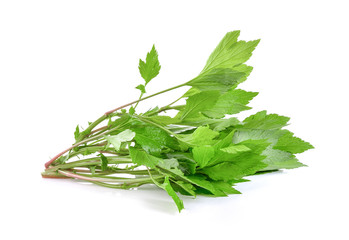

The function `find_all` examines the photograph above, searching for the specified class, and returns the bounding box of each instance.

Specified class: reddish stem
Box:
[104,100,138,115]
[88,126,108,136]
[41,175,69,179]
[58,170,101,181]
[45,148,72,168]
[98,150,119,155]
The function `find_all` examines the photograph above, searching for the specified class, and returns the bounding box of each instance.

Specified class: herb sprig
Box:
[42,31,313,212]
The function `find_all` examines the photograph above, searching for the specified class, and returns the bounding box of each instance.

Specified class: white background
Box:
[1,0,348,239]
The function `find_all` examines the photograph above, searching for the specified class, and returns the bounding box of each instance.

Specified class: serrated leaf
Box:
[213,129,236,150]
[104,129,135,151]
[108,114,131,128]
[233,129,307,170]
[171,180,196,196]
[186,68,246,92]
[138,45,161,84]
[98,153,108,171]
[135,84,146,94]
[203,30,240,72]
[177,91,220,120]
[208,137,270,167]
[179,116,240,131]
[221,144,251,154]
[242,111,290,130]
[166,152,197,174]
[74,125,80,141]
[129,106,135,115]
[129,147,162,168]
[177,126,219,146]
[201,152,267,181]
[185,175,228,196]
[134,126,179,155]
[152,176,184,212]
[144,115,179,126]
[210,181,241,195]
[202,31,260,73]
[192,146,215,168]
[157,158,180,169]
[212,117,241,131]
[203,89,258,118]
[273,130,314,154]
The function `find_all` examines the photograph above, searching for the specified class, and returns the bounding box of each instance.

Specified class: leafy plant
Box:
[42,31,313,212]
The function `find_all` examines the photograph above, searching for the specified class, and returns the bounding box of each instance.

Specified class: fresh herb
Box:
[42,31,313,212]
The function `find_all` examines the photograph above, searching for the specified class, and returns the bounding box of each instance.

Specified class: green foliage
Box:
[177,91,220,120]
[74,125,80,141]
[203,88,258,118]
[138,45,161,84]
[129,147,162,168]
[135,84,146,94]
[104,129,136,151]
[98,153,109,171]
[43,30,313,213]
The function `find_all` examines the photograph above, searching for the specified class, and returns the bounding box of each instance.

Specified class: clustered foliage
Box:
[42,31,313,212]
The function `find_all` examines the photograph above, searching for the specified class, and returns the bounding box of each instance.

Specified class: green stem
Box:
[136,115,175,136]
[45,156,133,172]
[45,120,130,168]
[46,84,185,168]
[75,115,108,143]
[91,180,154,189]
[58,170,163,183]
[104,83,186,115]
[134,92,144,110]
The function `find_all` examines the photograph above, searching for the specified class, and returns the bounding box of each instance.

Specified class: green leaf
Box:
[203,89,258,118]
[184,31,259,97]
[138,45,161,84]
[273,130,314,154]
[179,116,240,131]
[233,129,307,170]
[262,147,306,170]
[203,30,240,72]
[104,129,136,151]
[201,152,267,180]
[231,64,254,85]
[212,117,241,131]
[129,106,135,115]
[201,31,260,73]
[185,175,228,196]
[98,153,108,171]
[192,146,215,168]
[221,144,251,154]
[208,138,270,167]
[213,129,236,150]
[152,176,184,212]
[177,126,219,146]
[156,163,218,195]
[242,111,290,130]
[177,91,220,120]
[157,158,180,169]
[89,166,96,174]
[210,181,241,195]
[129,147,162,168]
[166,152,197,174]
[134,126,179,155]
[144,115,179,126]
[74,125,80,141]
[158,157,240,197]
[171,180,196,196]
[135,84,146,94]
[182,87,201,98]
[108,114,131,128]
[186,68,246,92]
